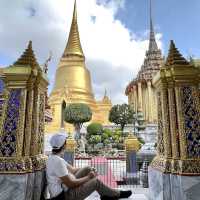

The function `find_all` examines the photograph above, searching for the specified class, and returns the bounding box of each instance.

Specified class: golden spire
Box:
[62,0,84,58]
[14,41,39,68]
[166,40,189,66]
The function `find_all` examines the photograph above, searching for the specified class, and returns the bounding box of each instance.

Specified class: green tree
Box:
[138,137,145,145]
[102,128,112,138]
[109,104,135,131]
[64,103,92,136]
[87,122,103,136]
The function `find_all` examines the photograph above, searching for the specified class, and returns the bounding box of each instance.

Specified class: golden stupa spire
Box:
[62,0,84,58]
[166,40,189,66]
[14,41,39,68]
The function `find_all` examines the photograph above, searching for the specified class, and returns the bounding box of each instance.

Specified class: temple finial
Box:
[62,0,84,58]
[148,0,158,52]
[104,89,107,97]
[166,40,189,66]
[14,41,39,68]
[73,0,77,21]
[43,51,52,74]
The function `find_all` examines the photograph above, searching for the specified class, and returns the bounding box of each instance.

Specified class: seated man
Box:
[46,133,132,200]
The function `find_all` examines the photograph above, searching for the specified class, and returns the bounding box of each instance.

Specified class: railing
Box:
[74,155,149,189]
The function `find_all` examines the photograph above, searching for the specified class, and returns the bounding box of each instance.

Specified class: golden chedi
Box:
[45,0,112,133]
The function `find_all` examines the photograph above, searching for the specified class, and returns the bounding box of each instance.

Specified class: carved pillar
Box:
[147,81,153,123]
[161,85,172,158]
[138,81,143,111]
[134,86,138,113]
[168,86,179,159]
[30,78,40,156]
[24,80,35,156]
[133,85,138,113]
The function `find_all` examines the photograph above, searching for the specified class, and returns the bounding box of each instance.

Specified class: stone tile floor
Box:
[85,188,149,200]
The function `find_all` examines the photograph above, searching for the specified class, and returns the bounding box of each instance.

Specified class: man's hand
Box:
[88,171,97,179]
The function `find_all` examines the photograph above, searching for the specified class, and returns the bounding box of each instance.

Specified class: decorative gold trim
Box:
[161,87,172,158]
[16,89,27,157]
[24,89,34,156]
[0,88,9,138]
[0,154,47,174]
[168,87,179,158]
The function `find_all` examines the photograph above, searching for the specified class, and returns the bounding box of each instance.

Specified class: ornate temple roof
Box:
[126,0,163,95]
[0,41,52,122]
[137,0,163,81]
[62,0,84,58]
[14,41,40,69]
[165,40,189,66]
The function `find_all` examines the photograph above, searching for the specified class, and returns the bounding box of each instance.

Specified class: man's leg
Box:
[74,166,91,178]
[65,177,120,200]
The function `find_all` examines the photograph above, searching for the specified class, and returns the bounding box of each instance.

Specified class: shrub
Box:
[138,137,145,145]
[87,122,103,136]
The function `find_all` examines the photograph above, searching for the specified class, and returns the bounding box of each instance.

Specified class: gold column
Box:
[30,82,40,156]
[137,82,143,112]
[161,85,172,158]
[152,88,158,122]
[168,86,179,159]
[147,81,153,123]
[134,85,138,113]
[24,82,34,156]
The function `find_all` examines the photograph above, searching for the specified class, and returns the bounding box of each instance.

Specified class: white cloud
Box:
[0,0,162,104]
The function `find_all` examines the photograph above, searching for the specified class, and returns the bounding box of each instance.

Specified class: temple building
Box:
[125,0,164,123]
[45,0,112,133]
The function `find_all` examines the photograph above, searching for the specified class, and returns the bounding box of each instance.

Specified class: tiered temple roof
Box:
[14,41,40,69]
[125,0,163,95]
[0,41,52,122]
[165,40,189,66]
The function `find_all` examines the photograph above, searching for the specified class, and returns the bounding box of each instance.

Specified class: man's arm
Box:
[66,163,80,174]
[60,171,96,188]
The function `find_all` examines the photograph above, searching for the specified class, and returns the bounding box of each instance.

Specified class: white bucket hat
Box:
[50,134,67,149]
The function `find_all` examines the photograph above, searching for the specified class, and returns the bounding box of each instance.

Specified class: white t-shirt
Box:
[46,154,69,198]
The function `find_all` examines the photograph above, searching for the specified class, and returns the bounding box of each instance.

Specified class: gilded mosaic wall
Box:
[181,86,200,158]
[0,89,21,157]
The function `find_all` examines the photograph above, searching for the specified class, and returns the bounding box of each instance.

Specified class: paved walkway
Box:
[86,188,149,200]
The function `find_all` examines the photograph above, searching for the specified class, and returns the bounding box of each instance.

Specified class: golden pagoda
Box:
[45,0,112,133]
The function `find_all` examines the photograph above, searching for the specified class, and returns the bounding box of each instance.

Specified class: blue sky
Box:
[116,0,200,57]
[0,0,199,103]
